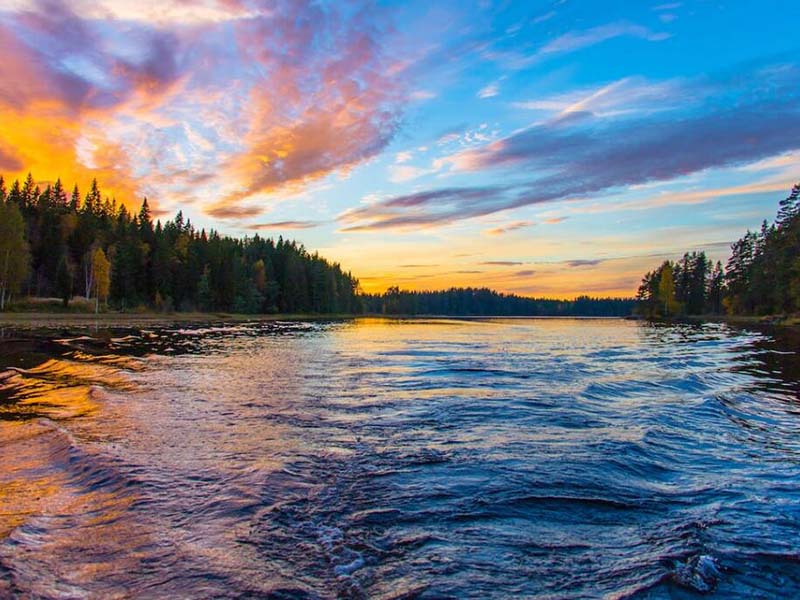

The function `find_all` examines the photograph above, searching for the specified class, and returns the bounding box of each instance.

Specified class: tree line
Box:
[0,173,360,313]
[636,183,800,318]
[363,287,635,316]
[0,171,639,317]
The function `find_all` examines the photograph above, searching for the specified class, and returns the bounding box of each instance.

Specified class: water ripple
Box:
[0,318,799,598]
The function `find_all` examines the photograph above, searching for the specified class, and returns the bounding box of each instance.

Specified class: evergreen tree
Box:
[70,184,80,212]
[21,172,36,209]
[55,250,73,307]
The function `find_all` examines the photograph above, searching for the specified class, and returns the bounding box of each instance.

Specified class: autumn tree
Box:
[91,247,110,313]
[658,263,680,316]
[0,200,29,309]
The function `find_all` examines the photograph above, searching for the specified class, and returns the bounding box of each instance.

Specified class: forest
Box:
[637,183,800,318]
[362,287,635,316]
[0,173,360,313]
[0,172,637,316]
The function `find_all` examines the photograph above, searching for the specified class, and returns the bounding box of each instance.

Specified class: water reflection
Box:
[0,318,799,598]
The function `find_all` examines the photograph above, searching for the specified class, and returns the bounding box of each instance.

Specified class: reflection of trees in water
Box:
[734,326,800,398]
[638,320,800,398]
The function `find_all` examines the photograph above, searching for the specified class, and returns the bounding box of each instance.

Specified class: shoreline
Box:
[0,312,630,326]
[636,314,800,328]
[1,311,797,328]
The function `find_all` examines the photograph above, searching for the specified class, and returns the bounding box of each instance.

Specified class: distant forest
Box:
[637,183,800,318]
[0,172,634,316]
[362,288,635,316]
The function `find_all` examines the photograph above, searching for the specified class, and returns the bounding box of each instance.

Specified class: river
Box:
[1,318,799,598]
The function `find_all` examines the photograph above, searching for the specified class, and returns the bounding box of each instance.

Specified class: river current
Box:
[1,318,799,599]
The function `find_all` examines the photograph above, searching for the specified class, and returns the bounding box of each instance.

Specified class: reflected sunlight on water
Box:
[1,318,799,598]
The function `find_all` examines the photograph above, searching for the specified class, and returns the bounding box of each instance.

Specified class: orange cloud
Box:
[206,3,403,215]
[0,4,187,207]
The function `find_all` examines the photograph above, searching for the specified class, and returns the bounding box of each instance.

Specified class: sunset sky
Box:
[1,0,799,297]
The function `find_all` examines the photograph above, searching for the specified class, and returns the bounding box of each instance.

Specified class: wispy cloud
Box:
[537,22,670,57]
[566,259,605,268]
[206,205,264,219]
[339,63,800,231]
[513,77,679,118]
[244,220,321,230]
[485,220,535,235]
[478,82,499,98]
[388,164,436,183]
[484,21,670,69]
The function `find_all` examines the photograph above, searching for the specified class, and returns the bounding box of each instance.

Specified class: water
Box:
[1,318,799,599]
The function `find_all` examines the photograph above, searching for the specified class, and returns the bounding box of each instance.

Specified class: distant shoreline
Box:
[0,311,631,326]
[2,311,796,328]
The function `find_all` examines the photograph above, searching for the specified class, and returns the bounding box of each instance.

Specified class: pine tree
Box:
[52,178,67,209]
[70,184,80,212]
[706,261,724,314]
[55,250,73,307]
[21,172,36,209]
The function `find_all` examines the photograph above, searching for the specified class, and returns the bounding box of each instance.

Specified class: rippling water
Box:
[1,318,799,599]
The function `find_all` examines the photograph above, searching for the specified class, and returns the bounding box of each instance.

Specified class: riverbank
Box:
[0,311,363,326]
[635,314,800,328]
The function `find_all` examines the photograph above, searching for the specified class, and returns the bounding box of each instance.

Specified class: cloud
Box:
[514,269,536,277]
[533,11,556,24]
[513,77,679,118]
[478,83,499,99]
[409,90,436,101]
[244,220,321,230]
[205,205,263,219]
[481,261,523,266]
[536,22,670,57]
[400,264,439,268]
[566,259,605,268]
[218,2,403,205]
[0,0,195,205]
[388,164,436,183]
[339,63,800,231]
[70,0,265,25]
[485,220,535,235]
[484,21,670,70]
[0,0,410,215]
[436,123,469,145]
[0,145,22,171]
[395,151,413,164]
[338,186,512,231]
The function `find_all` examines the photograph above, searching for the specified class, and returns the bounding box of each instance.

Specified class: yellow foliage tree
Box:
[658,263,680,316]
[91,248,110,313]
[0,201,29,310]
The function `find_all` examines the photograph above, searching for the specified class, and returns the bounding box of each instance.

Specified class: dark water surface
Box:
[1,318,799,599]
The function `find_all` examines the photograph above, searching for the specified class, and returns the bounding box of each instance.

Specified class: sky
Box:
[1,0,799,298]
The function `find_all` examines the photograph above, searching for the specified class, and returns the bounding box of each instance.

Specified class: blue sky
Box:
[1,0,798,296]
